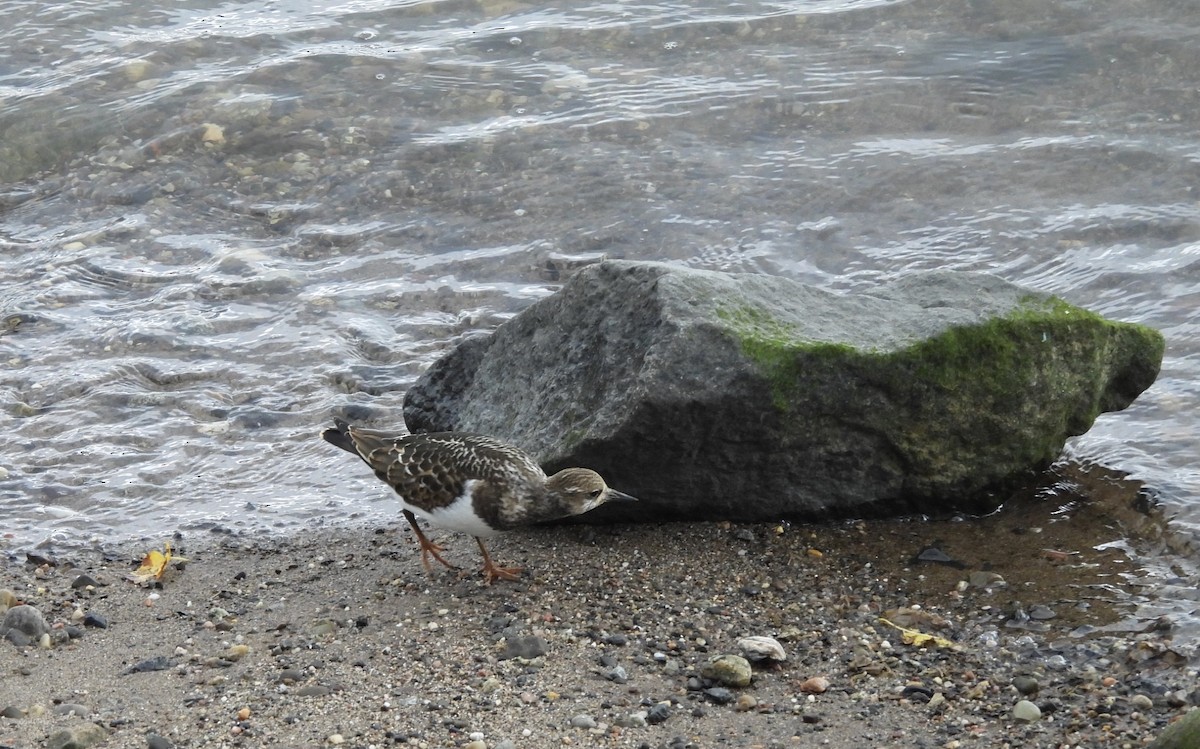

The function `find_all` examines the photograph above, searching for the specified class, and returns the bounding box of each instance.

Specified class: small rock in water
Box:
[701,654,752,687]
[1012,700,1042,722]
[200,123,225,145]
[738,635,787,663]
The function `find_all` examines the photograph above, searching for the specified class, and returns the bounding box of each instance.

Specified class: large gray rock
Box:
[403,261,1163,520]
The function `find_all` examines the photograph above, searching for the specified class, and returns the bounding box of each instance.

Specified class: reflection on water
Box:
[0,1,1197,582]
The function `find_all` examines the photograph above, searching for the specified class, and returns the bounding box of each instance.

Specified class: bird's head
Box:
[545,468,638,517]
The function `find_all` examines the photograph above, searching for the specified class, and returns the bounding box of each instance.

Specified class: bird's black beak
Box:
[606,489,639,503]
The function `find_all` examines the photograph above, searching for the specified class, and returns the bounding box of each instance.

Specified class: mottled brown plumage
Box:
[321,418,636,583]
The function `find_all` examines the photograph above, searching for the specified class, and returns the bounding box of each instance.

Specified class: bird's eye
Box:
[589,489,603,498]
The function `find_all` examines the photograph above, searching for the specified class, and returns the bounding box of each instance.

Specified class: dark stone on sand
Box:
[915,546,967,569]
[82,613,108,629]
[646,703,672,725]
[70,574,101,589]
[1012,675,1040,696]
[124,655,172,675]
[404,261,1162,520]
[704,687,736,704]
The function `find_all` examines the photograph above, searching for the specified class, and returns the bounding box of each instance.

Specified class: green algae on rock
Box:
[404,261,1163,521]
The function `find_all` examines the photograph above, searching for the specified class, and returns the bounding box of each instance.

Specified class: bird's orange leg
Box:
[475,537,522,584]
[403,510,457,574]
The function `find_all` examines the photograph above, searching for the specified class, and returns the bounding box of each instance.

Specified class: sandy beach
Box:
[2,467,1196,749]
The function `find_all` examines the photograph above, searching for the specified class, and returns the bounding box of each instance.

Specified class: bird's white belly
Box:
[407,480,499,538]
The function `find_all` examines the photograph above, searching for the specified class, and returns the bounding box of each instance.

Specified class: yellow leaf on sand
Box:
[131,542,188,583]
[878,618,959,650]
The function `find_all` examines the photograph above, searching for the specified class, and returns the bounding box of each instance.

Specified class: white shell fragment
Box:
[737,635,787,663]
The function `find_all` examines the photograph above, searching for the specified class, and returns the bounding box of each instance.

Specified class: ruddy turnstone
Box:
[321,418,637,583]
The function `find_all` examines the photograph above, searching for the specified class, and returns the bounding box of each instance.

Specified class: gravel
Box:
[0,514,1196,749]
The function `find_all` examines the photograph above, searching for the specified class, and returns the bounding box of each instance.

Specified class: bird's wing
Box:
[350,430,543,511]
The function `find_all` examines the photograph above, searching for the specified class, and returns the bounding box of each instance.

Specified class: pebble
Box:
[83,612,109,629]
[51,703,91,717]
[146,733,173,749]
[2,604,50,637]
[500,634,548,660]
[737,635,787,663]
[701,654,752,687]
[1012,675,1039,695]
[47,722,107,749]
[1131,694,1154,711]
[124,656,172,674]
[224,644,250,661]
[735,694,758,712]
[296,684,331,697]
[1028,604,1057,620]
[279,668,305,684]
[646,703,671,724]
[1,706,23,719]
[605,665,628,683]
[615,712,648,728]
[799,676,831,694]
[494,741,517,749]
[703,687,735,704]
[1012,700,1042,722]
[569,714,597,729]
[70,574,101,589]
[968,571,1006,588]
[200,123,226,145]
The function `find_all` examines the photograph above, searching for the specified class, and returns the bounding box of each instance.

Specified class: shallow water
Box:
[1,1,1197,578]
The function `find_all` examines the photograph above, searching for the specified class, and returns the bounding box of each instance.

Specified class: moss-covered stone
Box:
[406,261,1164,521]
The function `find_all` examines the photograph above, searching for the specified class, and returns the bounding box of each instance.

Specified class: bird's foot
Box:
[475,536,522,584]
[418,541,459,574]
[481,561,523,585]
